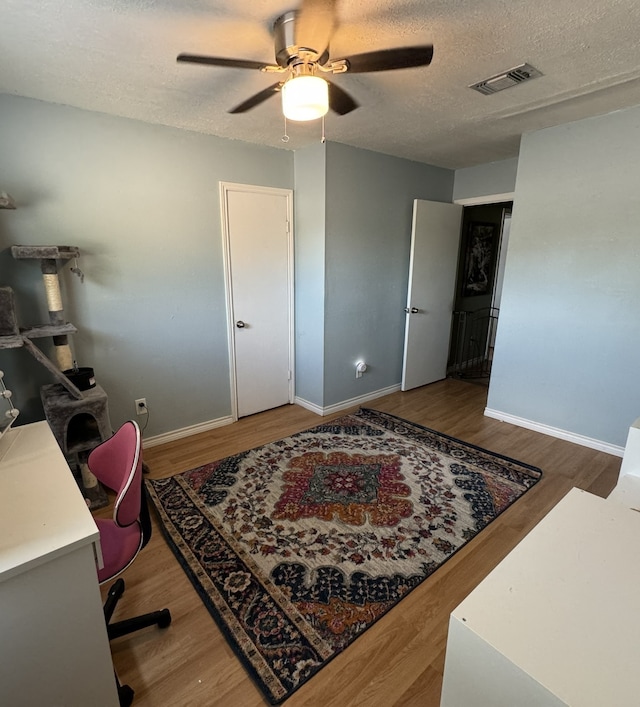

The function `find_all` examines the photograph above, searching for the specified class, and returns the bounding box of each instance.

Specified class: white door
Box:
[220,183,294,418]
[401,199,463,391]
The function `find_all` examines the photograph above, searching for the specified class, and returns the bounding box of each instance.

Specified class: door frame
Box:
[219,181,295,421]
[452,191,515,378]
[453,192,515,206]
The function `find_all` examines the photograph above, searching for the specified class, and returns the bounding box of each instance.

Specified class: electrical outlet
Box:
[135,398,148,416]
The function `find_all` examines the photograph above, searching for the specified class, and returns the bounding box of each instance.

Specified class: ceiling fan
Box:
[177,0,434,121]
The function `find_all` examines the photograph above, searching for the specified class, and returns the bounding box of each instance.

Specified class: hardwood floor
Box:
[103,379,621,706]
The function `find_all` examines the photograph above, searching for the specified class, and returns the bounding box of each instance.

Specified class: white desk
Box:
[608,416,640,509]
[440,488,640,707]
[0,421,119,707]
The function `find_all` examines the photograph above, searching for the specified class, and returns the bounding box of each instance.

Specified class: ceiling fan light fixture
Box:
[282,75,329,121]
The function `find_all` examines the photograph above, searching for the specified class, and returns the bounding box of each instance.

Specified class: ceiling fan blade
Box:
[177,53,276,71]
[327,81,359,115]
[340,45,434,73]
[295,0,337,53]
[229,82,283,114]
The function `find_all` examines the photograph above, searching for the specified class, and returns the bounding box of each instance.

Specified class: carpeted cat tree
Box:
[1,245,112,508]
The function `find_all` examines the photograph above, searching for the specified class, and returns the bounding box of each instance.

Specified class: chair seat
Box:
[96,518,143,584]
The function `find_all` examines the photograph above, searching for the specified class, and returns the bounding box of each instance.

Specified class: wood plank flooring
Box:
[102,379,622,706]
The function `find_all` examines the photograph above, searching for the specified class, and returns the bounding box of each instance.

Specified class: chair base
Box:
[108,607,172,640]
[103,578,172,704]
[104,577,172,636]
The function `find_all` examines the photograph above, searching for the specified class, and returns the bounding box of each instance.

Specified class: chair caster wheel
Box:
[158,608,172,629]
[118,683,134,707]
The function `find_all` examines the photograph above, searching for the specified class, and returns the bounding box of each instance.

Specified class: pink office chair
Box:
[88,420,171,706]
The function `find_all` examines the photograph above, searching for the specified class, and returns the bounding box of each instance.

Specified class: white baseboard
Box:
[293,397,325,416]
[484,407,624,457]
[142,415,234,448]
[142,384,401,448]
[295,384,402,417]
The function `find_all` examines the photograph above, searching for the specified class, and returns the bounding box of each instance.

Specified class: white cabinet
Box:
[608,416,640,509]
[0,422,118,707]
[441,488,640,707]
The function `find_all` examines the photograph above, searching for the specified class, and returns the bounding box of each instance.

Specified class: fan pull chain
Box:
[281,115,326,144]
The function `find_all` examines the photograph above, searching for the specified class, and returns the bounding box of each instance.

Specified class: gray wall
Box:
[453,158,518,202]
[488,105,640,447]
[0,94,293,436]
[293,143,326,405]
[293,141,455,409]
[0,94,455,430]
[5,93,636,447]
[322,142,454,406]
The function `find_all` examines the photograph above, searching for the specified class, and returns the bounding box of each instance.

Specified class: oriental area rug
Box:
[146,408,542,704]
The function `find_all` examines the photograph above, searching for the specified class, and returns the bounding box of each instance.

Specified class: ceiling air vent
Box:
[470,63,543,95]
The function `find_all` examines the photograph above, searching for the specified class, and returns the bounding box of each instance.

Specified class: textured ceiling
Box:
[2,0,640,169]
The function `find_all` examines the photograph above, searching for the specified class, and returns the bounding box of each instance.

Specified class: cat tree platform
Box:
[11,245,79,261]
[0,323,82,399]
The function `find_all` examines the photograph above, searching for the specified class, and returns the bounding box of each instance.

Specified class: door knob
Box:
[236,320,246,328]
[404,307,419,313]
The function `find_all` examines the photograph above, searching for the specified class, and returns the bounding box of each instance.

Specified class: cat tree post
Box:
[11,245,82,384]
[41,257,74,371]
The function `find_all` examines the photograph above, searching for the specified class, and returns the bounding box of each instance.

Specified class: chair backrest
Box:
[88,420,142,528]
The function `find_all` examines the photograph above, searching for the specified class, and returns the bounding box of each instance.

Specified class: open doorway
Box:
[447,202,512,384]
